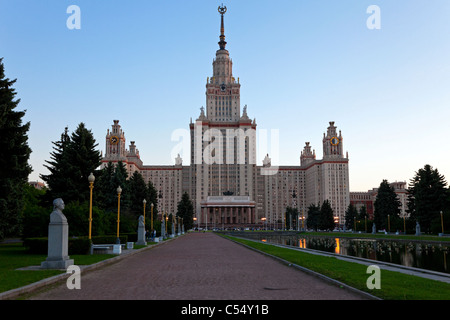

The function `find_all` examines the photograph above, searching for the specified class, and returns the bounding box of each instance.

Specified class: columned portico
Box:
[200,196,256,230]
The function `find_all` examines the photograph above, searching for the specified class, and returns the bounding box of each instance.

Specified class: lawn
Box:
[0,243,114,294]
[223,235,450,300]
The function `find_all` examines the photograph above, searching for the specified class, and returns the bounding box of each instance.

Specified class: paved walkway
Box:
[29,233,368,300]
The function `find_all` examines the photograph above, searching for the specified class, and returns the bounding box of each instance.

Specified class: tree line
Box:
[23,123,195,239]
[299,164,450,235]
[0,57,194,241]
[343,165,450,234]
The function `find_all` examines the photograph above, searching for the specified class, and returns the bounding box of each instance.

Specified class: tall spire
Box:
[218,5,227,50]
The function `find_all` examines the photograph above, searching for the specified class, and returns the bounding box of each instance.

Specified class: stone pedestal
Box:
[161,220,166,239]
[41,199,74,269]
[113,244,122,254]
[136,215,147,246]
[415,222,421,236]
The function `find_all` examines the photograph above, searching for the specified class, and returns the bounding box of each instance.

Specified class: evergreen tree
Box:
[41,126,71,203]
[95,162,116,211]
[111,161,129,211]
[359,205,368,220]
[373,180,401,230]
[0,58,32,240]
[319,200,335,231]
[21,183,49,238]
[285,207,299,230]
[146,180,159,225]
[63,123,102,203]
[128,171,148,218]
[177,192,194,230]
[306,203,320,231]
[41,123,101,204]
[407,164,449,233]
[344,203,358,230]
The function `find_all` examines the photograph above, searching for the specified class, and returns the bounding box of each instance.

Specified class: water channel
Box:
[235,233,450,274]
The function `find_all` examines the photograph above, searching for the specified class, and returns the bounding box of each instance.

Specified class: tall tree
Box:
[373,180,401,230]
[407,164,448,233]
[41,123,101,204]
[306,203,320,231]
[285,206,299,230]
[95,161,116,211]
[41,126,70,202]
[63,123,102,203]
[128,171,148,218]
[177,192,194,230]
[0,58,32,240]
[146,180,159,224]
[319,200,335,231]
[359,205,368,220]
[344,203,358,230]
[111,161,129,211]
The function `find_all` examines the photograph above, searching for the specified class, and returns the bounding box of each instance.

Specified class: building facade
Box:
[350,181,408,220]
[101,6,350,229]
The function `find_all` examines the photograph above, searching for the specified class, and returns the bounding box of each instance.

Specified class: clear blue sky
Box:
[1,0,450,192]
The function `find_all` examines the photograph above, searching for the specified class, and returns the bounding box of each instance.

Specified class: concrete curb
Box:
[222,235,382,300]
[0,236,180,300]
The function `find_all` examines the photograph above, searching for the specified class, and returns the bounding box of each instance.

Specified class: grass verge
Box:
[0,243,114,294]
[223,235,450,300]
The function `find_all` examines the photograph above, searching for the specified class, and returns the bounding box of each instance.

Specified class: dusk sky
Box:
[1,0,450,192]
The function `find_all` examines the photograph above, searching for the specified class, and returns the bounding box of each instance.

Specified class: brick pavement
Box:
[29,232,368,300]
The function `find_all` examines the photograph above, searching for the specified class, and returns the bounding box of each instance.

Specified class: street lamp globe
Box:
[88,172,95,183]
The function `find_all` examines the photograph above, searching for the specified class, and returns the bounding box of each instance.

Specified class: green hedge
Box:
[23,237,91,255]
[23,234,133,255]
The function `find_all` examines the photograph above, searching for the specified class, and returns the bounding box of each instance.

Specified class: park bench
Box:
[90,243,126,255]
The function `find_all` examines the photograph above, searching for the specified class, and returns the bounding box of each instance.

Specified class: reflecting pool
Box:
[242,233,450,274]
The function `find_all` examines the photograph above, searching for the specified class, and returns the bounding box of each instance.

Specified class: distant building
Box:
[101,7,350,229]
[350,181,408,219]
[29,181,46,190]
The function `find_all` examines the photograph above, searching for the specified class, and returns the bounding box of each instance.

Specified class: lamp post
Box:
[165,214,168,235]
[143,199,147,227]
[301,209,304,231]
[292,190,297,231]
[161,212,165,239]
[365,216,367,233]
[441,211,445,235]
[150,203,154,232]
[403,215,406,235]
[388,214,391,234]
[116,186,122,244]
[88,173,95,240]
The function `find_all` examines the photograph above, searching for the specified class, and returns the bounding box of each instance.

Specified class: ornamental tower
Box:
[206,5,242,122]
[105,120,127,161]
[190,5,257,225]
[323,121,344,159]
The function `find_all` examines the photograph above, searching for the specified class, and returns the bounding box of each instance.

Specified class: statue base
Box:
[41,258,74,270]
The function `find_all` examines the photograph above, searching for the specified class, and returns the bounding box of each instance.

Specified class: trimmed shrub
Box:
[23,237,92,255]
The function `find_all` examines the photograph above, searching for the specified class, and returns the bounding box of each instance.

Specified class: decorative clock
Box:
[330,137,340,146]
[110,136,119,145]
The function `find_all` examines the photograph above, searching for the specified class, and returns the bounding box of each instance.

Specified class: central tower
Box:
[206,5,241,122]
[190,6,257,226]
